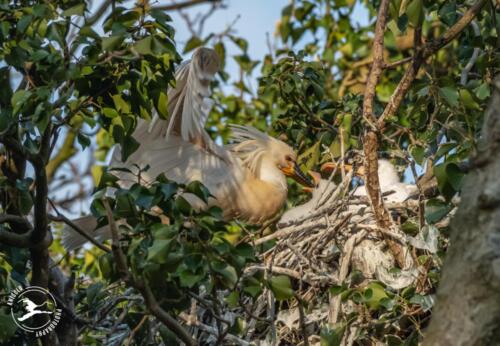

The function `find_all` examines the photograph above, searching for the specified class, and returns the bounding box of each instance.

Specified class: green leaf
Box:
[18,190,33,215]
[0,67,12,105]
[175,196,192,215]
[229,35,248,52]
[134,36,153,55]
[11,90,32,114]
[363,282,389,310]
[31,49,50,61]
[445,162,464,191]
[156,91,168,119]
[135,189,156,209]
[186,181,211,203]
[213,262,238,288]
[102,35,124,51]
[435,142,456,160]
[242,276,262,297]
[320,323,345,346]
[0,309,17,343]
[150,9,172,24]
[434,162,464,199]
[112,94,130,113]
[183,36,203,53]
[459,89,479,110]
[329,284,347,296]
[147,239,173,264]
[410,145,425,165]
[102,107,119,118]
[439,86,459,107]
[235,243,254,259]
[62,3,86,16]
[17,15,33,34]
[438,2,457,27]
[406,0,423,26]
[161,182,178,200]
[269,275,294,300]
[225,291,239,308]
[179,270,204,288]
[409,294,435,311]
[115,193,136,217]
[77,133,91,149]
[98,253,114,278]
[474,83,490,100]
[425,198,451,223]
[121,135,140,162]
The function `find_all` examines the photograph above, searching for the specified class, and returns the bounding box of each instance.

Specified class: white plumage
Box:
[62,47,312,250]
[279,159,417,225]
[353,159,417,203]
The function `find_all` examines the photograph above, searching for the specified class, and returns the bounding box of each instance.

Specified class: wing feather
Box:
[110,47,245,207]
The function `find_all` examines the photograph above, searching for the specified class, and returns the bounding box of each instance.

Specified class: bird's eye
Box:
[285,155,292,162]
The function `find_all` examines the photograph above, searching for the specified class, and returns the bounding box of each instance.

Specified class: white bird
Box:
[62,47,313,250]
[278,159,417,226]
[321,159,417,203]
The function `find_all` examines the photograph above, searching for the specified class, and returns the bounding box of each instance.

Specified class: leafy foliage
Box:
[0,0,498,345]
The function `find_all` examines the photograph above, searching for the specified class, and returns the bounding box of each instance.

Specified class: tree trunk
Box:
[424,77,500,345]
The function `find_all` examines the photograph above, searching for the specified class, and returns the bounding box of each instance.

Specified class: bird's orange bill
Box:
[320,162,364,176]
[281,163,315,188]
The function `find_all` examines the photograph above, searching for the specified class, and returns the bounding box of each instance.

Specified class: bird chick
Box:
[322,159,417,203]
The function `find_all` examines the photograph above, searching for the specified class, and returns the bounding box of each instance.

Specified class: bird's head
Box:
[270,140,315,188]
[228,125,314,188]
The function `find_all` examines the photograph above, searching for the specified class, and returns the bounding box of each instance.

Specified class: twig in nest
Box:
[329,230,367,324]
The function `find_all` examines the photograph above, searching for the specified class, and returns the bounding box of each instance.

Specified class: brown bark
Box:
[423,78,500,345]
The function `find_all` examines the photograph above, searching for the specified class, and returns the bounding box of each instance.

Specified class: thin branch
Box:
[0,229,35,247]
[0,134,40,167]
[48,212,110,253]
[460,21,481,86]
[103,199,131,279]
[86,0,113,26]
[361,0,408,268]
[46,127,80,182]
[379,0,488,127]
[102,199,197,346]
[383,56,413,69]
[362,0,390,125]
[179,312,251,346]
[0,214,32,232]
[153,0,221,12]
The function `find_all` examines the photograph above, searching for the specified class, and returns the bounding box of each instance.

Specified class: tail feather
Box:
[61,215,111,251]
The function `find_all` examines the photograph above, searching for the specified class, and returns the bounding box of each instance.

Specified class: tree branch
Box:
[362,0,390,125]
[46,127,80,182]
[48,199,111,253]
[360,0,408,267]
[0,214,32,232]
[378,0,488,127]
[102,200,197,346]
[152,0,221,12]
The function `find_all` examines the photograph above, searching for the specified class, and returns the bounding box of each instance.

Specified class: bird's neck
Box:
[254,157,287,191]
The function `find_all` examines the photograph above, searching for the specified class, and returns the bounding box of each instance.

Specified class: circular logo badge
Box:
[7,286,62,337]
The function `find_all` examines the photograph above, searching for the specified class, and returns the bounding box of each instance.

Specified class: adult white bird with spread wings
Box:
[63,47,313,250]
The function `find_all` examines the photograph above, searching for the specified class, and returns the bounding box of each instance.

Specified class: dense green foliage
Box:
[0,0,498,345]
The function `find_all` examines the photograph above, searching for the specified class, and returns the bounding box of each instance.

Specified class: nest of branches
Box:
[181,164,453,345]
[248,169,453,345]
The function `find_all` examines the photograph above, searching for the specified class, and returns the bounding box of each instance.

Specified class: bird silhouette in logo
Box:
[17,298,53,322]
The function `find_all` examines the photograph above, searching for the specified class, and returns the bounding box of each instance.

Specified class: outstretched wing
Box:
[111,48,243,199]
[145,47,221,152]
